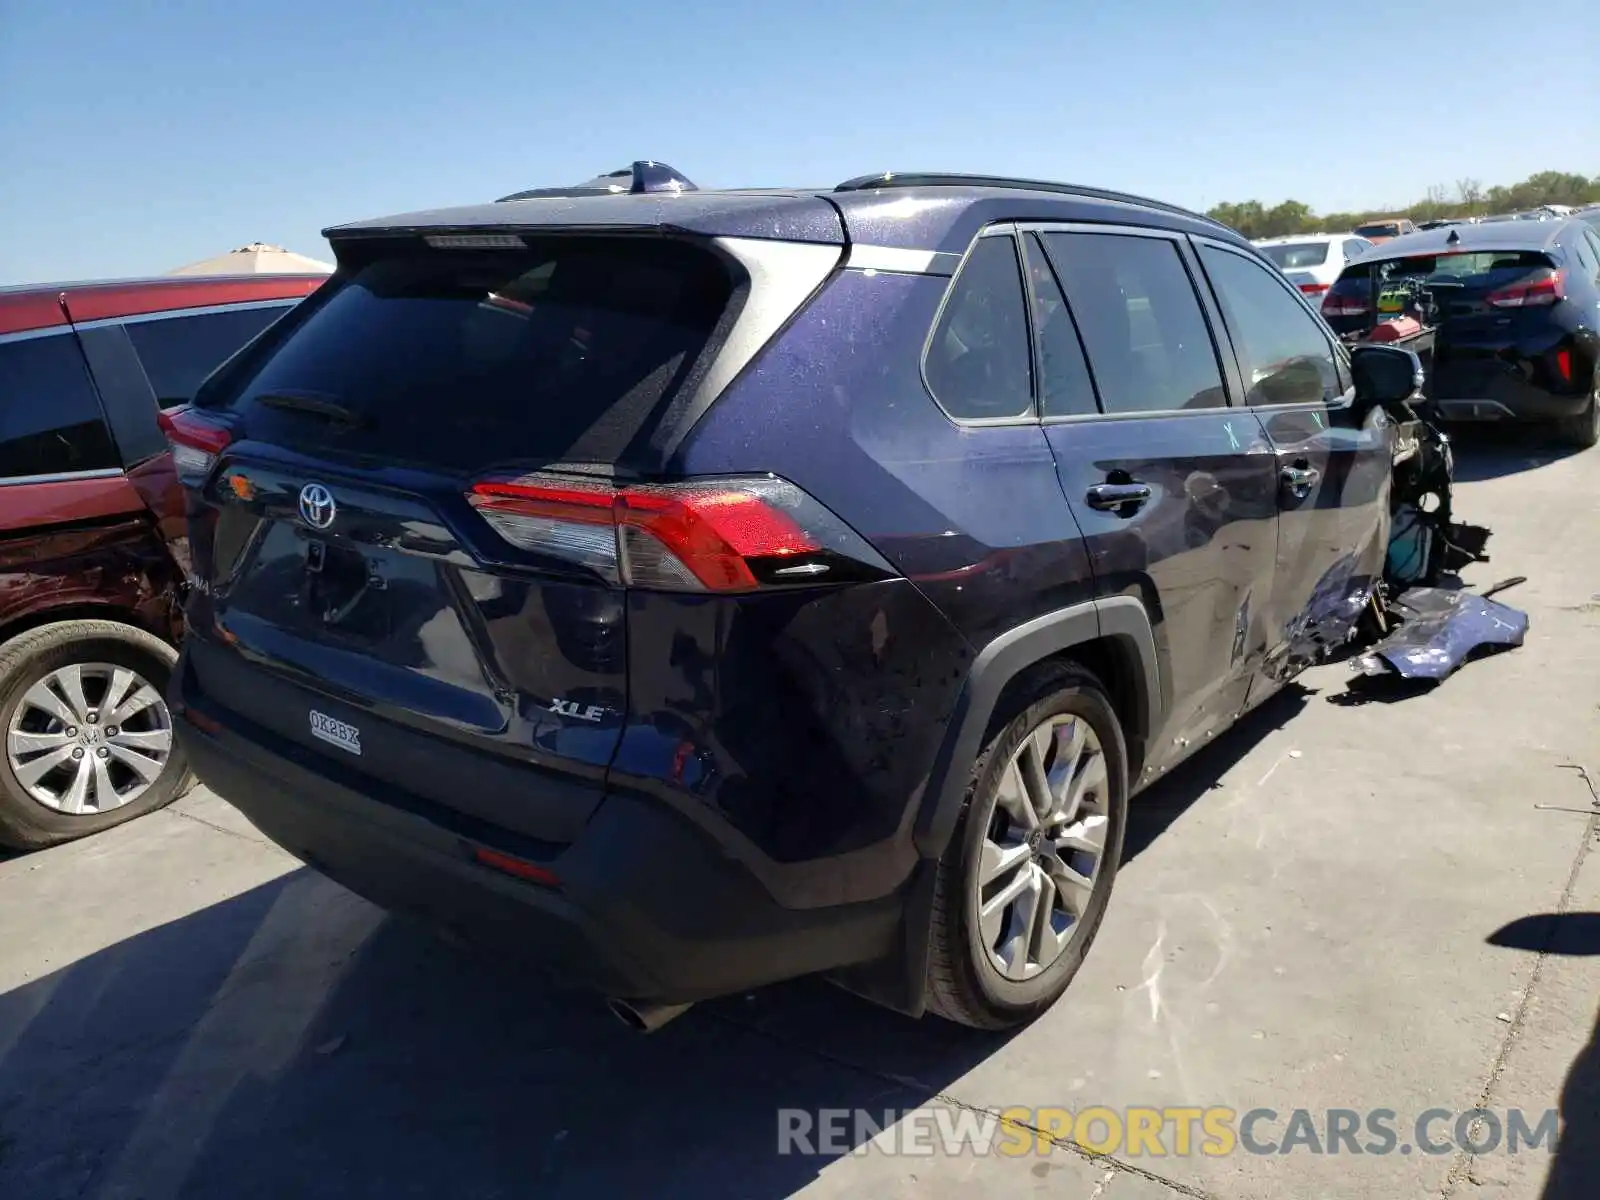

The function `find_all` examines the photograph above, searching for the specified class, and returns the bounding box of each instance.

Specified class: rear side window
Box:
[1199,245,1340,407]
[1040,232,1226,415]
[0,333,120,479]
[125,305,289,408]
[1022,234,1098,418]
[211,238,733,471]
[925,235,1033,420]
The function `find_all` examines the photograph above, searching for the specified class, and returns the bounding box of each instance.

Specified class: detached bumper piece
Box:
[1357,587,1529,682]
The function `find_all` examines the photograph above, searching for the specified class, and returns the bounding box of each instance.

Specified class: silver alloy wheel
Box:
[5,662,173,814]
[976,713,1110,981]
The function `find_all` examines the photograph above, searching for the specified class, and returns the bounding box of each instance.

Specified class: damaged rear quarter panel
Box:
[0,515,184,646]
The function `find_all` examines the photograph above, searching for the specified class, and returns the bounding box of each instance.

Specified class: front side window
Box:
[0,333,120,479]
[925,234,1033,420]
[1199,245,1340,408]
[1039,232,1226,415]
[125,305,289,408]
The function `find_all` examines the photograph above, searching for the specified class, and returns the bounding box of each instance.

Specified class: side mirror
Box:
[1350,343,1424,415]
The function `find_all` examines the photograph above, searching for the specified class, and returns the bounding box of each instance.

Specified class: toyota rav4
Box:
[167,165,1415,1029]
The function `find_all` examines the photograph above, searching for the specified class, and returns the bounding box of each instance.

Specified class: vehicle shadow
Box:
[1444,425,1586,482]
[0,869,1008,1200]
[1122,681,1313,861]
[1486,911,1600,1199]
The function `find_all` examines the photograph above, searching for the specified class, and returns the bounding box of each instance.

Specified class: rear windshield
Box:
[1353,223,1402,238]
[1260,242,1330,269]
[1338,250,1554,288]
[207,237,732,472]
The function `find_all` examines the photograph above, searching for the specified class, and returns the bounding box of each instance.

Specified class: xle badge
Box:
[550,699,606,723]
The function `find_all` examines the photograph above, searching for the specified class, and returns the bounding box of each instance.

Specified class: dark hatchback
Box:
[1321,219,1600,447]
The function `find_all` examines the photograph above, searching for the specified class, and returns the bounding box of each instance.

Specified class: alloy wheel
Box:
[976,713,1110,981]
[5,662,174,814]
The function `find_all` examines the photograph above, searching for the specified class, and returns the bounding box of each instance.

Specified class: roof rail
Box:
[497,160,698,203]
[833,172,1227,230]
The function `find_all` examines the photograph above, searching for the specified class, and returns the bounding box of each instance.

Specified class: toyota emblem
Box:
[298,483,337,530]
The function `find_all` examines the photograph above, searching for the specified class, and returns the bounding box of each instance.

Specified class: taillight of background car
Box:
[158,406,234,485]
[1484,267,1566,308]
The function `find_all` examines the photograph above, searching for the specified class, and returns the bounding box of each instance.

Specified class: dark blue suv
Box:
[165,166,1399,1030]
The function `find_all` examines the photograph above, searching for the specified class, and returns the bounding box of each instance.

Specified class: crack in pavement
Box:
[704,1008,1212,1198]
[165,804,271,847]
[1439,782,1599,1198]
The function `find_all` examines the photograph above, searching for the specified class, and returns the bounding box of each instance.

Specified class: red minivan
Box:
[0,273,324,848]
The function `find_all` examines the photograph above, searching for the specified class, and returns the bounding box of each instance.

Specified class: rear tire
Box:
[924,663,1128,1030]
[1554,380,1599,450]
[0,620,190,851]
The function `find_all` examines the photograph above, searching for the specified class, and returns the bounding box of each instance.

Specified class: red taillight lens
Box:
[466,473,885,593]
[1556,348,1572,383]
[158,405,233,483]
[1298,281,1331,297]
[470,845,561,888]
[1485,268,1565,308]
[1321,291,1370,318]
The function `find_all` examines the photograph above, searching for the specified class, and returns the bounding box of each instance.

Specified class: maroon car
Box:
[0,272,324,848]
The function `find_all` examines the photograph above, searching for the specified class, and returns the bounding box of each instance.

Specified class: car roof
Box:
[324,173,1251,260]
[1353,219,1573,262]
[1254,233,1355,245]
[0,273,325,337]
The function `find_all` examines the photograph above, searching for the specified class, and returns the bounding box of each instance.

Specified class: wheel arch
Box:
[911,596,1163,862]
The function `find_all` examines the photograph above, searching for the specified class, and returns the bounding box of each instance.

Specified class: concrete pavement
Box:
[0,432,1596,1199]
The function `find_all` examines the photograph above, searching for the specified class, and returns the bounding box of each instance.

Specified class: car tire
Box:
[0,620,191,851]
[1554,378,1599,450]
[924,662,1128,1030]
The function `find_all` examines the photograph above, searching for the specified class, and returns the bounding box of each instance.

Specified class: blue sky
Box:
[2,0,1594,284]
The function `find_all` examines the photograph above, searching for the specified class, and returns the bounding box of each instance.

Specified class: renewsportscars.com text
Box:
[776,1106,1560,1158]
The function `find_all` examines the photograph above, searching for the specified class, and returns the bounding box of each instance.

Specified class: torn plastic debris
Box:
[1356,587,1529,682]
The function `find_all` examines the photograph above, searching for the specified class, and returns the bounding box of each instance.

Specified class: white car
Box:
[1252,233,1376,304]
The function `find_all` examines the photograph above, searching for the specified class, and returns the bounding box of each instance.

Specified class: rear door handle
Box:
[1085,482,1153,513]
[1280,464,1321,493]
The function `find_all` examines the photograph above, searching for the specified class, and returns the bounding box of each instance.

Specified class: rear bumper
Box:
[1429,359,1590,422]
[174,658,907,1005]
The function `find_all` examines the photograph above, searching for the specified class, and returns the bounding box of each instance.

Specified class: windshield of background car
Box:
[1337,250,1554,290]
[1260,242,1330,269]
[1354,223,1402,239]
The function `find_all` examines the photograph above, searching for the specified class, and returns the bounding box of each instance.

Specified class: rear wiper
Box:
[254,392,370,427]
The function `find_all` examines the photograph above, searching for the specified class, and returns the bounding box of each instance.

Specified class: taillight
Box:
[1556,348,1572,383]
[1298,281,1331,298]
[1322,290,1370,318]
[158,406,234,484]
[466,473,893,593]
[1485,268,1565,308]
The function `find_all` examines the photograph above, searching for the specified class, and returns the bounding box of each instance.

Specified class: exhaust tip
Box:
[607,998,691,1033]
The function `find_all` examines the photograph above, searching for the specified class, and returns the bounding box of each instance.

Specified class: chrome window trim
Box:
[0,325,72,347]
[919,226,1038,428]
[68,297,302,333]
[0,466,126,487]
[843,245,963,277]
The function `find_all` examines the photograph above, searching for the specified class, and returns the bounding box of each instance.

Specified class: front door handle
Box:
[1280,464,1321,495]
[1085,482,1153,513]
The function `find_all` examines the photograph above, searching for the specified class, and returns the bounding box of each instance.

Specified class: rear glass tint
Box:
[211,238,732,472]
[1338,250,1553,287]
[1260,242,1330,269]
[1354,223,1401,238]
